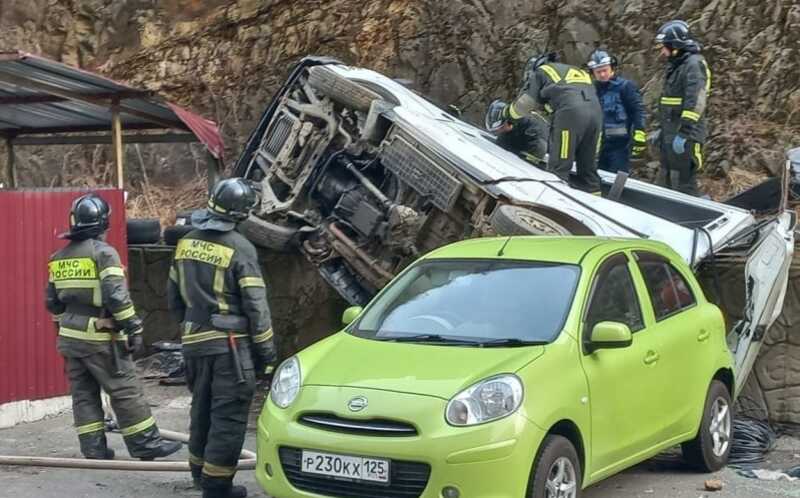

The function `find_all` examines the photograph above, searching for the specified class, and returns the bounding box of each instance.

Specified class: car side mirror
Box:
[586,321,632,354]
[342,306,363,326]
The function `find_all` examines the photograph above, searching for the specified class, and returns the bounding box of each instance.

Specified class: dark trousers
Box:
[65,348,162,458]
[659,137,703,196]
[549,107,602,193]
[598,138,631,173]
[186,353,255,488]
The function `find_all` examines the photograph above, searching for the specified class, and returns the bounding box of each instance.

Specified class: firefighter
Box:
[45,193,182,461]
[503,52,603,193]
[485,99,549,166]
[167,178,276,498]
[655,20,711,196]
[587,49,647,173]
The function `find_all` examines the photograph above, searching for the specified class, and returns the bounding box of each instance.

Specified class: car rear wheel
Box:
[237,215,299,252]
[681,380,732,472]
[490,205,571,236]
[307,66,381,112]
[529,435,582,498]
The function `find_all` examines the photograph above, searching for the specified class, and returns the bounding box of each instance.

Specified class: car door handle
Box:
[643,351,660,365]
[698,329,710,342]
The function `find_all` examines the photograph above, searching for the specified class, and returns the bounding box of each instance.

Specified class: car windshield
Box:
[352,259,580,345]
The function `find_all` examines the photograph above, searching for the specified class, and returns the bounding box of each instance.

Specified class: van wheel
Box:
[681,380,732,472]
[307,66,381,112]
[490,205,571,236]
[529,435,581,498]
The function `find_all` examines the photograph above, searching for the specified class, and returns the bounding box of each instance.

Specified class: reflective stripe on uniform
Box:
[604,127,628,137]
[113,305,136,321]
[660,97,683,105]
[544,103,553,114]
[53,279,102,307]
[702,59,712,94]
[633,129,647,142]
[238,277,265,288]
[120,416,156,437]
[540,64,562,83]
[99,266,125,279]
[565,67,591,85]
[252,329,273,344]
[59,325,127,342]
[169,266,178,283]
[178,261,193,308]
[693,143,704,170]
[76,421,105,435]
[214,267,229,313]
[560,130,570,159]
[189,453,205,466]
[182,330,247,345]
[507,102,523,120]
[203,462,237,478]
[681,110,701,122]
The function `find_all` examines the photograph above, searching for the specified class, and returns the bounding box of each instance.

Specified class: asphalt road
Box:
[2,382,799,498]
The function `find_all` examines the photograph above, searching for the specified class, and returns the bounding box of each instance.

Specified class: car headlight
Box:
[446,374,523,426]
[270,356,301,409]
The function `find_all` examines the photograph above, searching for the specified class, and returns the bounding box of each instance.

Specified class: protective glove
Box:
[631,129,647,158]
[128,334,145,357]
[672,135,687,154]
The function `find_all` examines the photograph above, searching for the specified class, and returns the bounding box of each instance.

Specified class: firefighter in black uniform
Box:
[485,99,549,166]
[503,52,603,193]
[655,20,711,196]
[45,193,182,461]
[167,178,276,498]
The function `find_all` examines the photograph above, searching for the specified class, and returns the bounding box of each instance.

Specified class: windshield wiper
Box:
[476,338,548,347]
[377,334,482,345]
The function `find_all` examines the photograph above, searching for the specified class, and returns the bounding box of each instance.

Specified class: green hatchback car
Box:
[256,237,734,498]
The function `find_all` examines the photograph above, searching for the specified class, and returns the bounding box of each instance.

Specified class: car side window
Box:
[585,254,644,333]
[634,251,696,321]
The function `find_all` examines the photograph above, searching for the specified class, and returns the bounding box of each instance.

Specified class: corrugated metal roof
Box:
[0,51,224,158]
[0,188,127,405]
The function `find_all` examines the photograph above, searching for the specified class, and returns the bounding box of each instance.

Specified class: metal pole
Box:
[5,137,16,188]
[206,151,221,195]
[112,106,124,189]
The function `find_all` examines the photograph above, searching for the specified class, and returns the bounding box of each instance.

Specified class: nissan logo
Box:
[347,396,368,412]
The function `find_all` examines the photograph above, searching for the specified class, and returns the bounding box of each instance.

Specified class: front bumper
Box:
[256,386,544,498]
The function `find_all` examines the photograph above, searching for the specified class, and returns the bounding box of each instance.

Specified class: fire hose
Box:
[0,429,256,471]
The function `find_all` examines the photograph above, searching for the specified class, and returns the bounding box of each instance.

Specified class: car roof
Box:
[422,236,681,265]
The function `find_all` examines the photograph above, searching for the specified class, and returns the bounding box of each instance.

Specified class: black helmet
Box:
[64,193,110,240]
[484,99,509,133]
[655,20,695,51]
[207,178,258,222]
[522,52,559,88]
[587,49,617,70]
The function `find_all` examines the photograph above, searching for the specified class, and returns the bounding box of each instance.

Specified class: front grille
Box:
[299,413,418,437]
[381,135,462,212]
[279,447,431,498]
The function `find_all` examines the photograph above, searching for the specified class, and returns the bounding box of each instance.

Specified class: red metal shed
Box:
[0,189,126,408]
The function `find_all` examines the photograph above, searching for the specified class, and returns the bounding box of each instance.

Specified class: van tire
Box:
[490,205,571,236]
[237,215,298,252]
[308,66,381,112]
[127,219,161,244]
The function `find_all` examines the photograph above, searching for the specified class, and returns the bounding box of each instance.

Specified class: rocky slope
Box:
[2,1,800,405]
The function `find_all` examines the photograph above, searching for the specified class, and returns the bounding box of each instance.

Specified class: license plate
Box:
[301,450,390,483]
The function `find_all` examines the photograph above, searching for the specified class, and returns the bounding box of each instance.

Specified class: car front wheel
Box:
[529,435,582,498]
[681,380,732,471]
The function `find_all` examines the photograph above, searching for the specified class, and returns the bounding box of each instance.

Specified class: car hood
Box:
[298,332,545,400]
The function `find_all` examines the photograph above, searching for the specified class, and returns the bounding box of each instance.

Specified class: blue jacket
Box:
[594,76,645,141]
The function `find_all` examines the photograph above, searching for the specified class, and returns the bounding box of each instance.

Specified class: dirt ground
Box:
[2,381,800,498]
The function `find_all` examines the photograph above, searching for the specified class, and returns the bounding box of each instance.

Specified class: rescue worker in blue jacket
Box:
[587,50,646,173]
[655,20,711,196]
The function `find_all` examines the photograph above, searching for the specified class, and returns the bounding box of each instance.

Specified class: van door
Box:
[730,212,795,396]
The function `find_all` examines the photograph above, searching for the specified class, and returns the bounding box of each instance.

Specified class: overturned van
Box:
[233,56,796,395]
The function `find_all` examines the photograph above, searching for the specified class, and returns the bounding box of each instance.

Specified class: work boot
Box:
[191,463,203,490]
[85,448,115,460]
[202,475,247,498]
[139,440,183,461]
